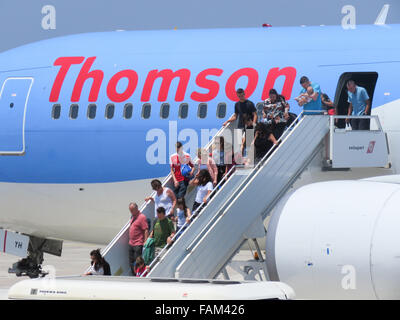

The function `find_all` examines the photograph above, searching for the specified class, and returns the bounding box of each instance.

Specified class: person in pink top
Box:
[196,148,218,186]
[128,202,149,276]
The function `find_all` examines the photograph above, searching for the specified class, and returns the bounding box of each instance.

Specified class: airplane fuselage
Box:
[0,25,399,243]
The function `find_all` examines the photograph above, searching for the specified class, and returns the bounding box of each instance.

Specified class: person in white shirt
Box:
[189,169,213,214]
[145,179,176,219]
[84,249,111,276]
[175,198,192,239]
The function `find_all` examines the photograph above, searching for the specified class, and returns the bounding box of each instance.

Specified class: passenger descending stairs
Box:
[101,113,331,278]
[147,115,330,279]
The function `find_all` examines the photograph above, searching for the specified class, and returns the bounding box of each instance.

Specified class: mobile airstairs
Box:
[101,113,390,281]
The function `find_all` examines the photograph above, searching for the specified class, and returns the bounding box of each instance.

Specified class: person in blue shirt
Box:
[345,80,371,130]
[297,76,322,115]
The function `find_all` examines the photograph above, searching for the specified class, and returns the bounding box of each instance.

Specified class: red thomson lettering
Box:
[262,67,297,101]
[71,57,104,102]
[50,56,85,102]
[190,68,223,102]
[225,68,258,101]
[107,70,139,102]
[141,69,191,102]
[50,57,298,105]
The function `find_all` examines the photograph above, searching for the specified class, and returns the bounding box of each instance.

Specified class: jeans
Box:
[351,118,370,130]
[174,180,189,199]
[128,245,143,276]
[175,225,187,239]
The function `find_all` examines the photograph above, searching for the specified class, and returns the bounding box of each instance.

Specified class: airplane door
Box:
[0,77,33,154]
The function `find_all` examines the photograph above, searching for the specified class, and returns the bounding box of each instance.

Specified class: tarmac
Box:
[0,240,103,300]
[0,240,261,300]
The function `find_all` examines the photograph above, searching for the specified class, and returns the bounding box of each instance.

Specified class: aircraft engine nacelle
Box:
[265,180,400,299]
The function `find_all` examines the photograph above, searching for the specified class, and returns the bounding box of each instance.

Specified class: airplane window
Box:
[69,104,79,119]
[217,103,226,119]
[160,103,170,119]
[123,103,133,119]
[142,103,151,119]
[87,104,97,119]
[179,103,188,119]
[198,103,207,119]
[52,104,61,119]
[105,103,115,119]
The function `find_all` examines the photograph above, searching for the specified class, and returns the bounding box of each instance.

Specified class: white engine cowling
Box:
[266,180,400,299]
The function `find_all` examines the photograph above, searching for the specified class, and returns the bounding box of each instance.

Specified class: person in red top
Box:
[170,141,194,199]
[128,202,149,276]
[134,256,148,277]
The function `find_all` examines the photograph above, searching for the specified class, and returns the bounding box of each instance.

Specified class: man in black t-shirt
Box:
[223,88,257,129]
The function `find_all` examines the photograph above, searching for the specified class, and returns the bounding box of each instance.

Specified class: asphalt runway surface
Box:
[0,240,103,299]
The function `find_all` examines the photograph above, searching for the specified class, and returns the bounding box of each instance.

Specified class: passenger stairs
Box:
[101,114,389,279]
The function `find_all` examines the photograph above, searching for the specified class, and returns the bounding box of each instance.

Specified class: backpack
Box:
[142,237,155,265]
[180,163,192,178]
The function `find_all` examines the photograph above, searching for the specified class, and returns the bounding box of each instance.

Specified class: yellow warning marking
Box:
[113,267,123,276]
